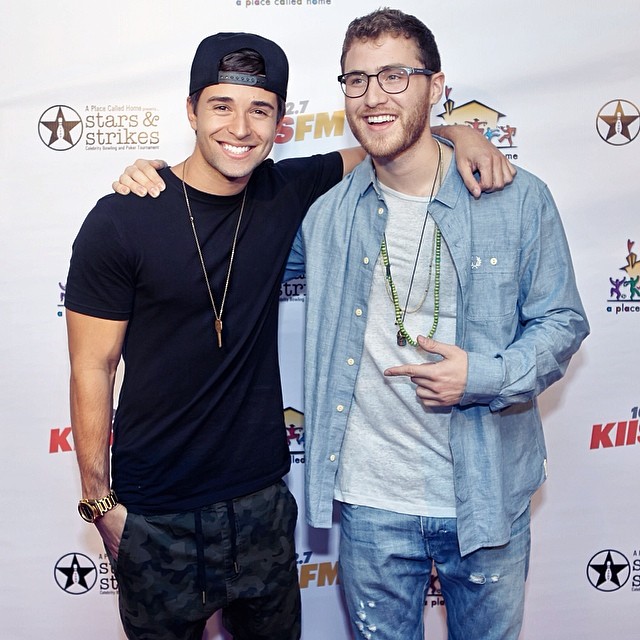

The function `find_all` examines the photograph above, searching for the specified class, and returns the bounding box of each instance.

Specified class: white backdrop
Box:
[1,1,639,638]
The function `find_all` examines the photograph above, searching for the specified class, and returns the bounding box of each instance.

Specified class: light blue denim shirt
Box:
[285,149,589,556]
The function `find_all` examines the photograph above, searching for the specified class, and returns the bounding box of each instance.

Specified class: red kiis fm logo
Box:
[590,409,640,449]
[50,426,74,453]
[51,410,298,454]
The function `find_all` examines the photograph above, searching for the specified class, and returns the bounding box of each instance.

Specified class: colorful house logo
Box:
[285,407,304,454]
[437,86,517,151]
[608,239,640,310]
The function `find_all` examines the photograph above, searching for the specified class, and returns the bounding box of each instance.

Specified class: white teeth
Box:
[222,144,251,155]
[367,115,395,124]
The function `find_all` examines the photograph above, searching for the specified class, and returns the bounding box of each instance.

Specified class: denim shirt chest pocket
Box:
[466,244,519,320]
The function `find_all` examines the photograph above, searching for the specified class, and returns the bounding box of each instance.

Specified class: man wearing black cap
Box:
[65,32,353,640]
[66,31,513,640]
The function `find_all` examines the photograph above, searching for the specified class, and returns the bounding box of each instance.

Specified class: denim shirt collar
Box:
[356,137,466,212]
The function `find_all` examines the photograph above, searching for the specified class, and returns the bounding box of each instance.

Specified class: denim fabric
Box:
[286,145,589,555]
[339,503,531,640]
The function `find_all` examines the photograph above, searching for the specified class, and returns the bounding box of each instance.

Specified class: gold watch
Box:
[78,490,119,523]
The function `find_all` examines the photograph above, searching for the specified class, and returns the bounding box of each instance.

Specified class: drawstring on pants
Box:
[194,510,206,605]
[226,500,240,575]
[193,500,240,606]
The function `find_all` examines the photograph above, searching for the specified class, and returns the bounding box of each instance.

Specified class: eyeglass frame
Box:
[337,66,436,98]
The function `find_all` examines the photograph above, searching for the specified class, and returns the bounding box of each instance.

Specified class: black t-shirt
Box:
[65,153,342,514]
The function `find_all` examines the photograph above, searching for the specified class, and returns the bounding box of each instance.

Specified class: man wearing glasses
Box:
[286,8,588,640]
[80,26,515,640]
[339,65,435,95]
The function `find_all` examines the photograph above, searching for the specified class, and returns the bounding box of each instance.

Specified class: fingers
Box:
[459,164,482,199]
[384,363,423,378]
[417,335,438,351]
[414,385,462,407]
[458,154,514,198]
[112,159,167,198]
[95,504,127,559]
[384,366,459,407]
[476,154,516,193]
[385,338,467,406]
[111,179,131,196]
[384,338,443,377]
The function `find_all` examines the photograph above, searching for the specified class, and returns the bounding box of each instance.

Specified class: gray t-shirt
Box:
[335,182,458,517]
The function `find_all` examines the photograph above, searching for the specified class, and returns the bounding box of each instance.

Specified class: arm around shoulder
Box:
[338,147,367,177]
[112,159,168,197]
[433,124,516,197]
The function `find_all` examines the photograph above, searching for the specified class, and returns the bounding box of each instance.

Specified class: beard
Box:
[346,99,432,160]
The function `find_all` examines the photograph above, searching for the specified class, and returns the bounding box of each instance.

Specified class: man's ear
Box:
[430,71,445,106]
[186,96,197,132]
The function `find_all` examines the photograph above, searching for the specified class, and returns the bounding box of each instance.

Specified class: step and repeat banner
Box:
[1,1,639,638]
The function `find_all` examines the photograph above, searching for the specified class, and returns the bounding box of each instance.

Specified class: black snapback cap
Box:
[189,32,289,100]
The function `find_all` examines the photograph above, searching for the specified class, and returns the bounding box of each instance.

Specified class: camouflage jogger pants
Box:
[110,480,300,639]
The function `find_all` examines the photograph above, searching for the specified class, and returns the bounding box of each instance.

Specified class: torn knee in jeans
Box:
[468,572,501,585]
[353,599,378,638]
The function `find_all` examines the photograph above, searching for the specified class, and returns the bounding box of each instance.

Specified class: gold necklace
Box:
[181,162,246,348]
[380,140,443,347]
[384,223,437,314]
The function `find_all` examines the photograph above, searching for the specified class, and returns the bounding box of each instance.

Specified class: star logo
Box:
[38,105,83,150]
[596,100,639,146]
[586,549,630,592]
[54,552,97,594]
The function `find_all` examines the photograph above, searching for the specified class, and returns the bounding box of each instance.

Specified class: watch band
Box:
[78,490,119,523]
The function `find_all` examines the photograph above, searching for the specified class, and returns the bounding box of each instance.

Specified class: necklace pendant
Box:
[396,330,407,347]
[215,318,223,348]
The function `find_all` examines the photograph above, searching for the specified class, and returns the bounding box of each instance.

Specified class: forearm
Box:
[431,124,516,196]
[70,367,116,498]
[462,307,589,409]
[66,310,127,497]
[431,123,469,142]
[72,367,128,559]
[431,122,496,143]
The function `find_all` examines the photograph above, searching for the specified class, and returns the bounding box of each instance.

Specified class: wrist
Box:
[78,490,119,523]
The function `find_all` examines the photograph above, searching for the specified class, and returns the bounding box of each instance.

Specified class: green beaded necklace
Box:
[380,140,443,347]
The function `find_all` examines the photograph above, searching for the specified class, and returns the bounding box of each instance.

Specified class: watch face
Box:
[78,501,96,523]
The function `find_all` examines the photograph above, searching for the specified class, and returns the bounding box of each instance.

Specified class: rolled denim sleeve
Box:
[461,183,589,410]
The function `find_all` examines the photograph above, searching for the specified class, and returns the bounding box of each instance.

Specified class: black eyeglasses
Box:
[337,66,435,98]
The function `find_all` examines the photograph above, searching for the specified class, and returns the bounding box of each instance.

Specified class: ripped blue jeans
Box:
[338,503,530,640]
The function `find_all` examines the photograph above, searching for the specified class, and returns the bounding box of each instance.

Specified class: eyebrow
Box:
[344,63,410,74]
[205,95,276,110]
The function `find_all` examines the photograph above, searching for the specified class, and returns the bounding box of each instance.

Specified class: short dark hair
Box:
[189,48,286,120]
[340,8,441,73]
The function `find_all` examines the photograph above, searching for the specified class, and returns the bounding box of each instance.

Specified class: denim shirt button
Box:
[336,404,344,412]
[490,257,498,265]
[329,454,337,462]
[347,358,355,366]
[363,256,369,264]
[355,308,363,316]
